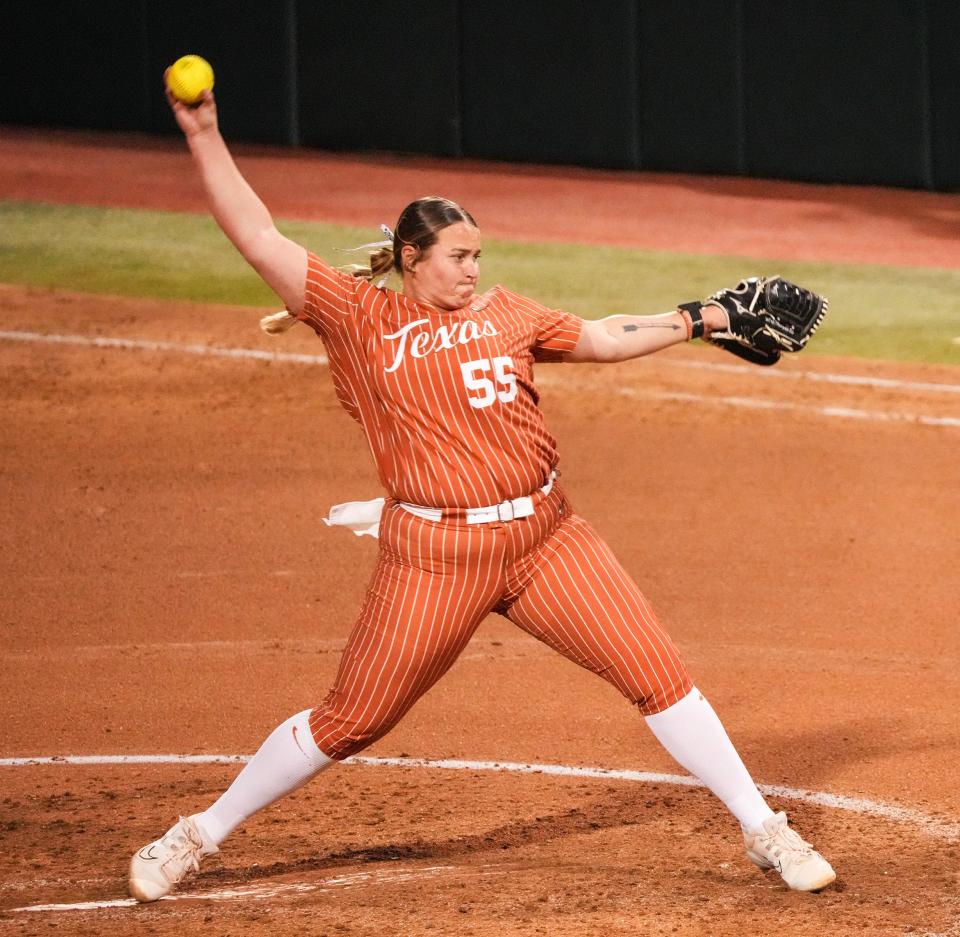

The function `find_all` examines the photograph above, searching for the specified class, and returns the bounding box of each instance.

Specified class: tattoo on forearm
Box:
[622,322,681,332]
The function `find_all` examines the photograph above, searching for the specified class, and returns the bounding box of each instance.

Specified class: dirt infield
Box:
[2,130,960,936]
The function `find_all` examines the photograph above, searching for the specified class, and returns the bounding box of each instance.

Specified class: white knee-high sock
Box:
[193,710,333,846]
[644,687,774,832]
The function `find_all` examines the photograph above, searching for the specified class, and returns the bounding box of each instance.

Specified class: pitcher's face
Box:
[402,222,481,310]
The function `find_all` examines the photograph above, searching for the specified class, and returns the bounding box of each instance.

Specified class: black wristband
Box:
[678,302,705,340]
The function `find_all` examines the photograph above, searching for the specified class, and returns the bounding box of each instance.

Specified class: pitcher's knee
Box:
[628,668,694,717]
[307,700,402,761]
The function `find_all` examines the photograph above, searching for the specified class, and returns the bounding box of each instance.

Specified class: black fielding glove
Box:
[680,277,828,366]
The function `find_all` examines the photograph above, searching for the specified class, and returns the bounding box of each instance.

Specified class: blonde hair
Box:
[360,246,395,283]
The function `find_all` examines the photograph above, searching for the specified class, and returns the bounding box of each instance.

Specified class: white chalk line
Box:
[3,752,958,844]
[662,356,960,394]
[0,329,329,365]
[11,865,464,913]
[605,385,960,427]
[2,329,959,427]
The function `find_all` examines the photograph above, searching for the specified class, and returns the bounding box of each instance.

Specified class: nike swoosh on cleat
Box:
[137,845,159,861]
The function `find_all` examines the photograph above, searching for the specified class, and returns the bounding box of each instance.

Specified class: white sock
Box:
[644,687,774,832]
[193,710,333,846]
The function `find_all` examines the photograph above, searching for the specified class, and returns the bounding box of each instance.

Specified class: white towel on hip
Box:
[323,498,385,538]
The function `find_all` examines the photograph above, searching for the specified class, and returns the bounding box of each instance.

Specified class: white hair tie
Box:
[338,224,395,254]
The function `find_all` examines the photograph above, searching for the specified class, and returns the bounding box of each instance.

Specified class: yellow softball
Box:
[166,55,215,105]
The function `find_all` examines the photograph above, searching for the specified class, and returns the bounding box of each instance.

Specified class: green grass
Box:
[2,200,958,364]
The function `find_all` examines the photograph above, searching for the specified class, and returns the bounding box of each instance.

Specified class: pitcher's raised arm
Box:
[165,79,307,316]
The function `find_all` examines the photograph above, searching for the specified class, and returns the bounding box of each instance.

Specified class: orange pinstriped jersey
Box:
[294,252,584,508]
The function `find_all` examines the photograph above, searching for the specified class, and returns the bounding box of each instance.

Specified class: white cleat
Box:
[128,815,218,902]
[743,811,836,892]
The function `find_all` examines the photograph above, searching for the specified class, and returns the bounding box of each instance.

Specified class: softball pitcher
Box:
[128,84,835,901]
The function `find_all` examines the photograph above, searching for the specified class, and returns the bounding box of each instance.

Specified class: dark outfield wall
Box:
[3,0,958,190]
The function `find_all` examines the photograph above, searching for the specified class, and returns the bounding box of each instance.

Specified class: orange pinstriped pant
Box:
[309,485,692,760]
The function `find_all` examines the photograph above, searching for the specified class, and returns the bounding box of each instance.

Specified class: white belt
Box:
[400,473,556,525]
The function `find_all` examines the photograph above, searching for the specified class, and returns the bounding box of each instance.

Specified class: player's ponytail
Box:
[335,224,396,284]
[366,243,395,282]
[334,244,393,285]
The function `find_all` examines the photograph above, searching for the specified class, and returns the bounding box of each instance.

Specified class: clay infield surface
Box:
[1,129,959,936]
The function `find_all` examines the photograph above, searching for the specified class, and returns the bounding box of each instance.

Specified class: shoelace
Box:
[159,820,204,883]
[765,824,816,860]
